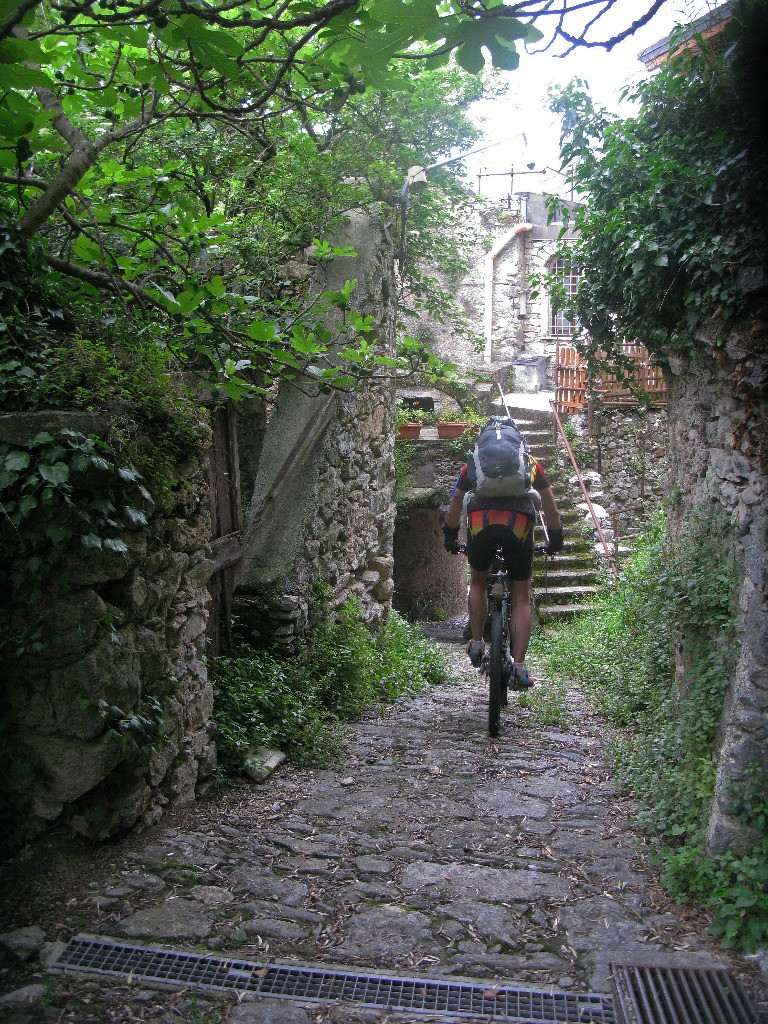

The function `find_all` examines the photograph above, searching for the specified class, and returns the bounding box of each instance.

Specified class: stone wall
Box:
[1,212,402,846]
[663,320,767,855]
[234,213,398,647]
[562,406,669,546]
[392,437,469,621]
[419,197,575,384]
[1,409,215,843]
[393,504,466,620]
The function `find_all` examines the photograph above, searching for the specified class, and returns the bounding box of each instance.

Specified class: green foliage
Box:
[517,675,571,727]
[0,1,650,398]
[561,417,578,443]
[655,762,768,953]
[543,10,768,371]
[211,649,340,769]
[0,0,500,398]
[212,603,449,772]
[557,416,596,469]
[659,762,768,953]
[4,338,203,494]
[395,404,427,428]
[705,765,768,951]
[377,604,451,692]
[437,376,483,415]
[0,429,154,655]
[531,504,768,950]
[393,439,415,498]
[0,214,69,365]
[537,503,736,753]
[0,222,207,499]
[448,418,483,458]
[99,695,165,755]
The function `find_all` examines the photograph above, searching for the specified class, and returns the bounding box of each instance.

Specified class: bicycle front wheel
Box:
[488,610,503,737]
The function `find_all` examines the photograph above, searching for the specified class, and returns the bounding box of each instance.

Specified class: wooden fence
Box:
[554,343,587,414]
[554,341,666,414]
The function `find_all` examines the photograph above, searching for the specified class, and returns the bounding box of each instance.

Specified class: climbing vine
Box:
[0,429,153,656]
[532,505,768,951]
[540,6,768,377]
[393,439,416,499]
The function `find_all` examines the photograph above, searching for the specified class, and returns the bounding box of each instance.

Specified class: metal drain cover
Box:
[52,934,615,1022]
[610,964,758,1024]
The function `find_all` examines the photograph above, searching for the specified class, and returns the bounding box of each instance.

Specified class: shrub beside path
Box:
[2,641,767,1022]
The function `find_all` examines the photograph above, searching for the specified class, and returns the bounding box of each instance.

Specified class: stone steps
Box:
[508,401,604,622]
[535,568,601,584]
[538,602,594,620]
[535,585,599,605]
[534,553,601,574]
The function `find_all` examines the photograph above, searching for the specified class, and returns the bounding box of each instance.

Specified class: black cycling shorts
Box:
[465,510,534,580]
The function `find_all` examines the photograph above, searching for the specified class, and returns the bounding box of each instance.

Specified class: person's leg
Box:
[509,578,532,662]
[465,522,495,664]
[500,516,534,686]
[468,567,489,641]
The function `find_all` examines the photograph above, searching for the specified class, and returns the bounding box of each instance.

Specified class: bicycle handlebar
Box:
[453,543,547,557]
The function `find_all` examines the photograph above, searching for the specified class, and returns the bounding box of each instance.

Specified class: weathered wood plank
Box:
[206,532,243,572]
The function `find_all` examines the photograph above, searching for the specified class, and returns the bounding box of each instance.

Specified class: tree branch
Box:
[45,253,169,314]
[0,0,43,41]
[18,83,160,239]
[556,0,669,52]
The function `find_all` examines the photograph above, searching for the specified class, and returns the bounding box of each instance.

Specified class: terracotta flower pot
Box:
[436,422,470,439]
[397,423,422,439]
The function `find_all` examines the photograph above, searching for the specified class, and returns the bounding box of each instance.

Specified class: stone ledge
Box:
[395,486,449,515]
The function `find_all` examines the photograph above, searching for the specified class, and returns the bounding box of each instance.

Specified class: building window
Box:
[549,257,581,337]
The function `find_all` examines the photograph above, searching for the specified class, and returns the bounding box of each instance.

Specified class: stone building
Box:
[419,192,581,388]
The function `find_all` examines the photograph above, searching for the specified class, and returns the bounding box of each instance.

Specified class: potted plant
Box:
[436,420,469,439]
[436,411,484,439]
[395,406,423,439]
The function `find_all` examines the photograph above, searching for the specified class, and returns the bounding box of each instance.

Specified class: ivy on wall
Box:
[539,6,768,375]
[0,429,152,657]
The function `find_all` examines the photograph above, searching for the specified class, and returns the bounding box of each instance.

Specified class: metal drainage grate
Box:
[610,964,758,1024]
[53,935,615,1022]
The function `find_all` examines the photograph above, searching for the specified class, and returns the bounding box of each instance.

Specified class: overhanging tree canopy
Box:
[0,0,673,396]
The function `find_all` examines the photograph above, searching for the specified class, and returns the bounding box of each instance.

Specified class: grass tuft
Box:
[532,504,768,951]
[212,602,450,772]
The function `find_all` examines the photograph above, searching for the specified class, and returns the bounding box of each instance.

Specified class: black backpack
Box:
[466,418,532,499]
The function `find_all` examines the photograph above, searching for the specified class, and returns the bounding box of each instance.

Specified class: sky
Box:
[460,0,725,200]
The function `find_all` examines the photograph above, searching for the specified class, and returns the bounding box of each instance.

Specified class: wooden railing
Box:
[553,342,587,413]
[554,341,666,414]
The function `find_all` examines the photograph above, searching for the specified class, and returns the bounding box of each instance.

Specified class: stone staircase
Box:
[510,404,603,622]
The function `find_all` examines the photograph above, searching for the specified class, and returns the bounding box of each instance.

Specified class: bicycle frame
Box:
[485,544,546,737]
[487,550,509,619]
[485,548,511,737]
[458,539,547,738]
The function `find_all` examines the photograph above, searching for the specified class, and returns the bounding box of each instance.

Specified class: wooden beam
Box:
[206,532,243,572]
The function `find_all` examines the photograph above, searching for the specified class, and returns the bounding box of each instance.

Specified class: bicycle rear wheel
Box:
[488,610,503,737]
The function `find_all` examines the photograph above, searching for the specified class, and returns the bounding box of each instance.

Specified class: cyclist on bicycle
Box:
[442,417,564,688]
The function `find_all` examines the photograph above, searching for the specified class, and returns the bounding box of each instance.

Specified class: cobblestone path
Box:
[2,642,767,1023]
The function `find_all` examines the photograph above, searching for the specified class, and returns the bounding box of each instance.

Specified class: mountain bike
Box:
[461,543,546,737]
